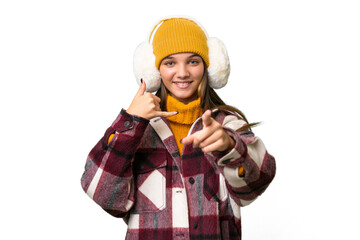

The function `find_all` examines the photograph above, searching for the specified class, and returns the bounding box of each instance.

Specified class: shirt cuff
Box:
[111,108,149,133]
[217,127,246,167]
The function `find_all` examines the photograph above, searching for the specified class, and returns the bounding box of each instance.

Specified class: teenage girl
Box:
[81,16,276,240]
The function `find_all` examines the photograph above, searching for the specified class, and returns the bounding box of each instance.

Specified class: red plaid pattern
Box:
[81,109,276,239]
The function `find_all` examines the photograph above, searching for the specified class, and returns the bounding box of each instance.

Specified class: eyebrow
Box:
[163,54,201,60]
[188,54,201,58]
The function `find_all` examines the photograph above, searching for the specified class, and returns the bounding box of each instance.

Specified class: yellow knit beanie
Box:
[151,18,209,68]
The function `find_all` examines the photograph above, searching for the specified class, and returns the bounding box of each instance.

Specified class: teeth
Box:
[176,82,190,86]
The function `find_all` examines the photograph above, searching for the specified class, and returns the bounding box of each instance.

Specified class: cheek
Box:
[195,68,205,80]
[159,71,174,90]
[159,68,173,82]
[197,71,204,79]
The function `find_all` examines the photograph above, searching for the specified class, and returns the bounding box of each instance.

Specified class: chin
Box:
[173,92,198,103]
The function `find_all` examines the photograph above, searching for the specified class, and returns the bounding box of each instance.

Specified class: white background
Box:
[1,0,359,239]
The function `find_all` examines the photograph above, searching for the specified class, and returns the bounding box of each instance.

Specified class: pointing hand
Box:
[181,110,235,153]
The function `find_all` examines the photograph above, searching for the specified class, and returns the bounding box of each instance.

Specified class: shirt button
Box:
[124,121,130,127]
[193,221,198,229]
[189,177,195,184]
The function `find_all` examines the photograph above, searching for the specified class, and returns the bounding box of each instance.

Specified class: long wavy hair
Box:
[155,67,259,131]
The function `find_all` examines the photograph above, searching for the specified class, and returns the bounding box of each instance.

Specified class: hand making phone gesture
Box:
[126,80,178,120]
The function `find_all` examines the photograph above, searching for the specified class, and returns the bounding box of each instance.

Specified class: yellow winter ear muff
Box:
[133,16,230,92]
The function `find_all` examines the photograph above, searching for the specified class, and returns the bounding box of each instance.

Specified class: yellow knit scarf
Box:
[166,95,202,155]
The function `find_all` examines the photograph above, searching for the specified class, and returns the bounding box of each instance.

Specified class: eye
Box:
[189,58,202,65]
[163,61,174,66]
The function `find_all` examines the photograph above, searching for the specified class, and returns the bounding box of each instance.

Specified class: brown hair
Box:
[155,70,259,131]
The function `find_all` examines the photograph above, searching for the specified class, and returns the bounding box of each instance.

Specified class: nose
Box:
[176,63,190,79]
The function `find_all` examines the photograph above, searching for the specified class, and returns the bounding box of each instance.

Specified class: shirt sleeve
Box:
[210,113,276,207]
[80,109,149,217]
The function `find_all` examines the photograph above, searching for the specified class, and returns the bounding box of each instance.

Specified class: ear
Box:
[207,38,230,89]
[133,42,161,92]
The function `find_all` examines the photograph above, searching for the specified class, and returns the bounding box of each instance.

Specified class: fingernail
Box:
[180,138,183,144]
[174,112,178,115]
[140,78,143,84]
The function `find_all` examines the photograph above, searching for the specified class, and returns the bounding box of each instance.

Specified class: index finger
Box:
[202,110,213,127]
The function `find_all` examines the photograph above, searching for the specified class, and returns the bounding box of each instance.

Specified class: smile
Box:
[174,81,192,89]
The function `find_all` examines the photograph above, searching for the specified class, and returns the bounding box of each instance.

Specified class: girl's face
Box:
[159,52,205,104]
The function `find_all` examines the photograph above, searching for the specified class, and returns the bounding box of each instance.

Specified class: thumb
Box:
[136,79,146,96]
[181,134,194,146]
[202,110,213,127]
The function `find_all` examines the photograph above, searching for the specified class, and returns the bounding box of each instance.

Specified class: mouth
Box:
[173,81,192,89]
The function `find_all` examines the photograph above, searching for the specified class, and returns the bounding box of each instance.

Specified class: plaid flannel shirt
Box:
[81,109,276,240]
